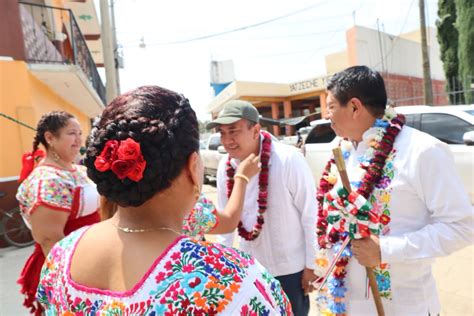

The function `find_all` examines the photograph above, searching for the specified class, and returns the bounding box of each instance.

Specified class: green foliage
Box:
[436,0,464,103]
[456,0,474,103]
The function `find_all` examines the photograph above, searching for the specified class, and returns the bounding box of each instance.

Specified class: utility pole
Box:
[376,19,385,74]
[100,0,118,103]
[419,0,433,105]
[110,0,120,95]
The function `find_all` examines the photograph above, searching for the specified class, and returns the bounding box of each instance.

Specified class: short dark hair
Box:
[33,111,75,152]
[84,86,199,207]
[327,66,387,117]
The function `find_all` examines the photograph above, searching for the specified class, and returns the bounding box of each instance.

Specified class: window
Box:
[420,114,474,144]
[208,135,222,150]
[463,109,474,117]
[305,123,336,144]
[404,114,419,129]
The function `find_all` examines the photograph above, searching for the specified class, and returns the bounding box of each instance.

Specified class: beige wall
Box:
[323,26,445,80]
[0,60,91,179]
[325,50,349,75]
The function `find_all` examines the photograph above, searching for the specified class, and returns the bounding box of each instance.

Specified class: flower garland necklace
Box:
[226,131,271,241]
[315,108,405,315]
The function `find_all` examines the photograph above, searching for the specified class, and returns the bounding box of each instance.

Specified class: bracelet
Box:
[234,173,249,183]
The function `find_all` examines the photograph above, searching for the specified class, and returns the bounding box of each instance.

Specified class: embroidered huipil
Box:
[328,126,473,315]
[217,137,317,277]
[16,164,100,315]
[37,227,293,315]
[16,165,99,227]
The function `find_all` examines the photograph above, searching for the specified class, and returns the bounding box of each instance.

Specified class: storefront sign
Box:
[289,77,328,93]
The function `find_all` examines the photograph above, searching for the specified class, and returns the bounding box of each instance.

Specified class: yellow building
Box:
[0,0,104,224]
[206,78,329,137]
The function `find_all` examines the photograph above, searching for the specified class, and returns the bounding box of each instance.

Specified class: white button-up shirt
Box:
[217,137,317,277]
[343,126,473,315]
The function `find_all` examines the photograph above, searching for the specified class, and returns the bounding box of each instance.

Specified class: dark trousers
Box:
[276,270,309,316]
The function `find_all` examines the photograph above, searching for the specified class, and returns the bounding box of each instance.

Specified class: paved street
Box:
[0,184,472,315]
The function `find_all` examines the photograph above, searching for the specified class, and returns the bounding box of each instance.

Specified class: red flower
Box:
[94,140,119,171]
[96,138,146,182]
[117,138,141,160]
[111,159,135,180]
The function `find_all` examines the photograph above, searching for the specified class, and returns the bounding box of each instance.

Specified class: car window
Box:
[420,113,474,144]
[404,114,419,129]
[305,123,336,144]
[208,135,222,150]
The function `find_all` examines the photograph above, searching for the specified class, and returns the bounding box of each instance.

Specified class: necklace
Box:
[226,131,271,241]
[315,108,405,315]
[109,222,183,236]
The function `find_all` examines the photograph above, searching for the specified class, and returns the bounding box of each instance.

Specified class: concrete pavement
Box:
[0,184,471,315]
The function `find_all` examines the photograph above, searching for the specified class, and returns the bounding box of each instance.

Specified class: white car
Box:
[303,105,474,203]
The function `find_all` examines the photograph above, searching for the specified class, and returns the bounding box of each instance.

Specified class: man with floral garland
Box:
[314,65,473,315]
[207,100,318,315]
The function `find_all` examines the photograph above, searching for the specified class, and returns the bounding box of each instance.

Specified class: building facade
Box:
[208,25,448,136]
[0,0,105,245]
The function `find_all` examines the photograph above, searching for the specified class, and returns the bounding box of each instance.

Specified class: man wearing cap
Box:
[207,100,318,315]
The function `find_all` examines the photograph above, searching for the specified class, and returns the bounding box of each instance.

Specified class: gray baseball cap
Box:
[206,100,259,129]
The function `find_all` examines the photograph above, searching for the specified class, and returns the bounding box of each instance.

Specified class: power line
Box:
[122,1,331,47]
[373,0,417,69]
[193,28,348,42]
[0,113,36,131]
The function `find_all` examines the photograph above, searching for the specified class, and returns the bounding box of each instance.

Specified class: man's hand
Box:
[351,234,382,267]
[301,268,317,295]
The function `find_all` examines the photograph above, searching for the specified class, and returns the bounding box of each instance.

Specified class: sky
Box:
[105,0,440,120]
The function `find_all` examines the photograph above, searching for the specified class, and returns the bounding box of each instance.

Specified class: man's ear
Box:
[349,97,364,118]
[253,123,261,139]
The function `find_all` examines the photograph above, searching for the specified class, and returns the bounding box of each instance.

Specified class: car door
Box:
[419,113,474,144]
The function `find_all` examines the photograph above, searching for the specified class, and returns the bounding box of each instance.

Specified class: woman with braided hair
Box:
[16,111,101,315]
[36,86,292,315]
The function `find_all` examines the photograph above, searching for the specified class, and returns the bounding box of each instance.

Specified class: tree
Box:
[436,0,464,104]
[456,0,474,103]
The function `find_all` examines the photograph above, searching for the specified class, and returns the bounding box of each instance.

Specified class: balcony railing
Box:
[19,2,106,104]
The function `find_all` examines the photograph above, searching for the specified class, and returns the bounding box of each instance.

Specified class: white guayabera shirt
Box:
[343,126,473,316]
[216,135,318,277]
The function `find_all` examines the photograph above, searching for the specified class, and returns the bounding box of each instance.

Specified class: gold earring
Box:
[52,151,60,162]
[194,184,200,201]
[49,144,60,162]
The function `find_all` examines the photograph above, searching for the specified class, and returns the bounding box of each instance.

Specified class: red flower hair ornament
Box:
[94,138,146,182]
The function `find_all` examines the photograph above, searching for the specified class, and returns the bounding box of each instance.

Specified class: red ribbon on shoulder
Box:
[18,150,45,183]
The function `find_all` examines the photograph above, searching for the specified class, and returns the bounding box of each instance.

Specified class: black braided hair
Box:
[84,86,200,207]
[33,111,75,152]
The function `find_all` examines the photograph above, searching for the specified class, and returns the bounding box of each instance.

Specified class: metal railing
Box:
[19,2,106,104]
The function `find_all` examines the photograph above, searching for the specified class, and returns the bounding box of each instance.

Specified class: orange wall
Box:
[0,60,91,179]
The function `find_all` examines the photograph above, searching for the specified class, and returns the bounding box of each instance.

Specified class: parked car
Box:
[303,105,474,203]
[201,133,226,183]
[395,105,474,144]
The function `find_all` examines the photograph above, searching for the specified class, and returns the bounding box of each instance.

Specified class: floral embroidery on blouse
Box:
[182,194,218,239]
[16,165,95,223]
[37,227,292,315]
